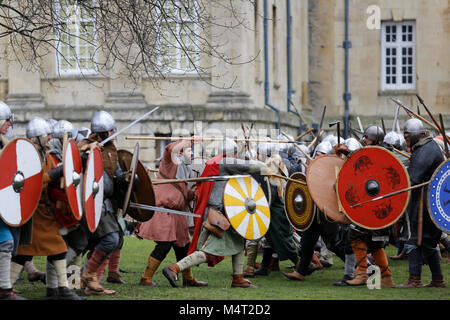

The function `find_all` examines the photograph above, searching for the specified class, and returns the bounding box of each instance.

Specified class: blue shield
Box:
[427,159,450,234]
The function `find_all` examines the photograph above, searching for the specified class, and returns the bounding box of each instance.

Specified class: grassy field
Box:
[14,235,450,301]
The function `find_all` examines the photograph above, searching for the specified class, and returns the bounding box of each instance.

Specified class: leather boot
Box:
[25,261,46,284]
[282,271,305,281]
[346,269,369,286]
[0,288,26,300]
[268,257,280,272]
[424,275,446,288]
[381,275,395,288]
[243,266,255,278]
[182,268,208,287]
[162,264,180,288]
[107,271,126,284]
[254,248,272,276]
[395,275,422,288]
[139,256,161,287]
[81,271,105,293]
[56,286,86,300]
[333,274,353,286]
[231,274,257,288]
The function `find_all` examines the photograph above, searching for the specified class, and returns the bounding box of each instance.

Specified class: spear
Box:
[390,98,441,133]
[416,94,450,145]
[350,180,429,208]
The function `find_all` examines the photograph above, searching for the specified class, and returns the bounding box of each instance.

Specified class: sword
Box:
[392,105,400,133]
[390,98,441,133]
[100,106,160,146]
[129,202,200,218]
[151,175,251,185]
[357,116,364,133]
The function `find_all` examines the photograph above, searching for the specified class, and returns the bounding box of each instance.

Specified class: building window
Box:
[55,0,97,75]
[381,21,416,91]
[159,0,199,74]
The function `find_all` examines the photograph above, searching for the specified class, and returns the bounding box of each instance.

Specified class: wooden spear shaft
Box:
[351,180,430,208]
[291,103,317,139]
[263,174,307,185]
[295,128,314,141]
[126,136,309,144]
[392,148,411,159]
[282,132,313,161]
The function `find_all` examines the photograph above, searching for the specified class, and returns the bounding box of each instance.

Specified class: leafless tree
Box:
[0,0,256,88]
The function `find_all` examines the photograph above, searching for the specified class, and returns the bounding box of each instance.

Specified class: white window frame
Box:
[380,21,416,91]
[54,0,97,75]
[158,0,200,75]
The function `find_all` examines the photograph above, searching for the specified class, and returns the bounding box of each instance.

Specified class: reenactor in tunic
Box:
[12,117,83,300]
[162,138,268,288]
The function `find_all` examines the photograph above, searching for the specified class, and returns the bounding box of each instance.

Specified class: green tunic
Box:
[265,191,298,262]
[196,208,245,256]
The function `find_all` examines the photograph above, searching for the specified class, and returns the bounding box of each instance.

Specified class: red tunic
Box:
[136,140,194,247]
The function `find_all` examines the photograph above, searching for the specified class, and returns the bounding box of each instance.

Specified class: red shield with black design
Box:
[0,138,43,227]
[63,138,84,221]
[83,145,104,233]
[337,146,410,230]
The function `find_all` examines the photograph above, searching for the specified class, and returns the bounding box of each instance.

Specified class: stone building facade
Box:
[309,0,449,135]
[0,0,310,166]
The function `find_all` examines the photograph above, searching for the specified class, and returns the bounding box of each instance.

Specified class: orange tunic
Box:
[17,152,68,256]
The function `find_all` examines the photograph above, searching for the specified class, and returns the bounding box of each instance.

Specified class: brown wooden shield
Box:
[119,143,139,217]
[306,154,351,224]
[117,149,155,222]
[284,172,315,231]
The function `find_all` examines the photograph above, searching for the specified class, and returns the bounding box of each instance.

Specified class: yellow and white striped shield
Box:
[223,176,270,241]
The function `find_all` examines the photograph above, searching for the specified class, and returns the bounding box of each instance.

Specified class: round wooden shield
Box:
[336,146,410,230]
[63,138,84,221]
[117,149,155,222]
[0,138,43,227]
[83,145,104,233]
[284,172,315,231]
[306,154,350,224]
[223,176,270,240]
[427,159,450,234]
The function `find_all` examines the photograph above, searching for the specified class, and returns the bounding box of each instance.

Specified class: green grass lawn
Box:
[14,236,450,301]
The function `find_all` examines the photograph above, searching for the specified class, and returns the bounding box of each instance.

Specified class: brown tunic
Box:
[17,152,68,256]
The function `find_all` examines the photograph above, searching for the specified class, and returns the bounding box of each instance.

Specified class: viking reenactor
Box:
[162,138,268,288]
[45,120,90,288]
[11,117,83,300]
[345,125,395,287]
[282,141,356,284]
[79,111,128,295]
[135,138,207,288]
[396,119,445,288]
[0,102,26,300]
[253,142,300,276]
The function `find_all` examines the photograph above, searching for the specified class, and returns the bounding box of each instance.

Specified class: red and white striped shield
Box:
[63,138,84,221]
[83,145,104,233]
[0,138,43,227]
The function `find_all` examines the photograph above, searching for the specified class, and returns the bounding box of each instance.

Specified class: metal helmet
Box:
[277,133,295,155]
[47,118,58,132]
[313,141,333,158]
[257,139,272,158]
[26,117,52,139]
[91,111,116,133]
[53,120,77,140]
[0,102,13,121]
[322,135,337,145]
[344,138,362,152]
[398,133,406,150]
[404,118,424,146]
[383,131,401,149]
[363,125,385,145]
[218,137,237,156]
[75,126,91,143]
[293,144,309,158]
